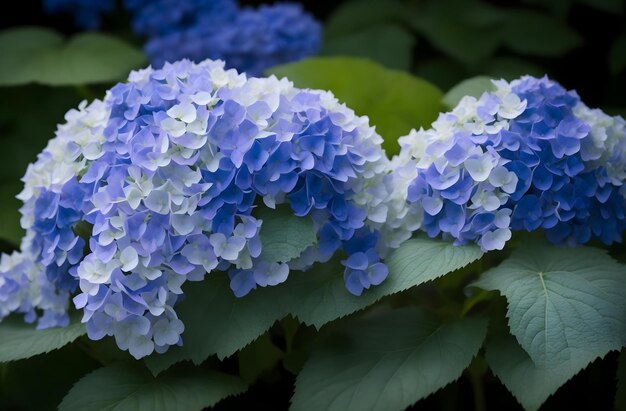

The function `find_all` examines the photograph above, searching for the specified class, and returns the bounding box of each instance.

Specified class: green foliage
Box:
[257,206,317,263]
[474,245,626,370]
[0,316,86,362]
[279,237,483,328]
[322,0,414,70]
[268,57,443,155]
[501,10,582,57]
[153,276,284,367]
[323,24,415,71]
[291,307,488,411]
[59,363,247,411]
[0,27,146,86]
[442,76,495,109]
[486,329,584,411]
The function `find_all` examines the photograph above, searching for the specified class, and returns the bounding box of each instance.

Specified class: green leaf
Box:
[268,57,442,156]
[152,275,284,371]
[473,245,626,370]
[485,330,583,411]
[257,206,317,264]
[280,237,483,328]
[610,35,626,74]
[442,76,495,109]
[143,345,191,377]
[238,333,284,383]
[0,316,86,362]
[58,363,247,411]
[323,24,415,71]
[291,308,488,411]
[0,27,146,86]
[616,350,626,411]
[502,11,582,57]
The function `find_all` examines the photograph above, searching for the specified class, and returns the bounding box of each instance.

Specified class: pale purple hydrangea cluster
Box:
[0,59,401,358]
[398,76,626,251]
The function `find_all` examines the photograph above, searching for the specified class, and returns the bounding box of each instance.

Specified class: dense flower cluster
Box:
[43,0,115,29]
[1,59,397,358]
[125,0,321,75]
[398,76,626,251]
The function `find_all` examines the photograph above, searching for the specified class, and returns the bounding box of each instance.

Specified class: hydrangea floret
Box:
[398,76,626,251]
[0,59,400,359]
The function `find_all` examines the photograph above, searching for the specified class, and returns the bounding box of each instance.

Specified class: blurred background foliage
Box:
[0,1,625,409]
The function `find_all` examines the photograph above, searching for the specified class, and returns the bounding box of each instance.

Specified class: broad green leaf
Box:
[238,333,284,383]
[268,57,442,155]
[610,35,626,74]
[502,11,582,57]
[0,317,86,362]
[257,206,317,264]
[617,350,626,411]
[161,276,284,365]
[442,76,496,109]
[485,330,582,411]
[323,24,415,70]
[280,237,483,328]
[473,245,626,370]
[291,308,488,411]
[0,27,146,86]
[58,363,247,411]
[323,0,407,39]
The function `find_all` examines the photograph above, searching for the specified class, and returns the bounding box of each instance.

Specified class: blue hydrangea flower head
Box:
[1,59,395,358]
[44,0,115,29]
[398,75,626,251]
[128,1,321,76]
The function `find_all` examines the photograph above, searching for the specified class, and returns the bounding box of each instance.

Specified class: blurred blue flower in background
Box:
[43,0,115,29]
[398,76,626,251]
[127,0,322,75]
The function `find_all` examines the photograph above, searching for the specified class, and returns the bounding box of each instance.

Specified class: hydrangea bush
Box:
[0,55,625,411]
[0,59,407,359]
[397,76,626,251]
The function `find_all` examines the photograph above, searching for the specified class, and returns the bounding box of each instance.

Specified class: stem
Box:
[469,369,486,411]
[467,357,488,411]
